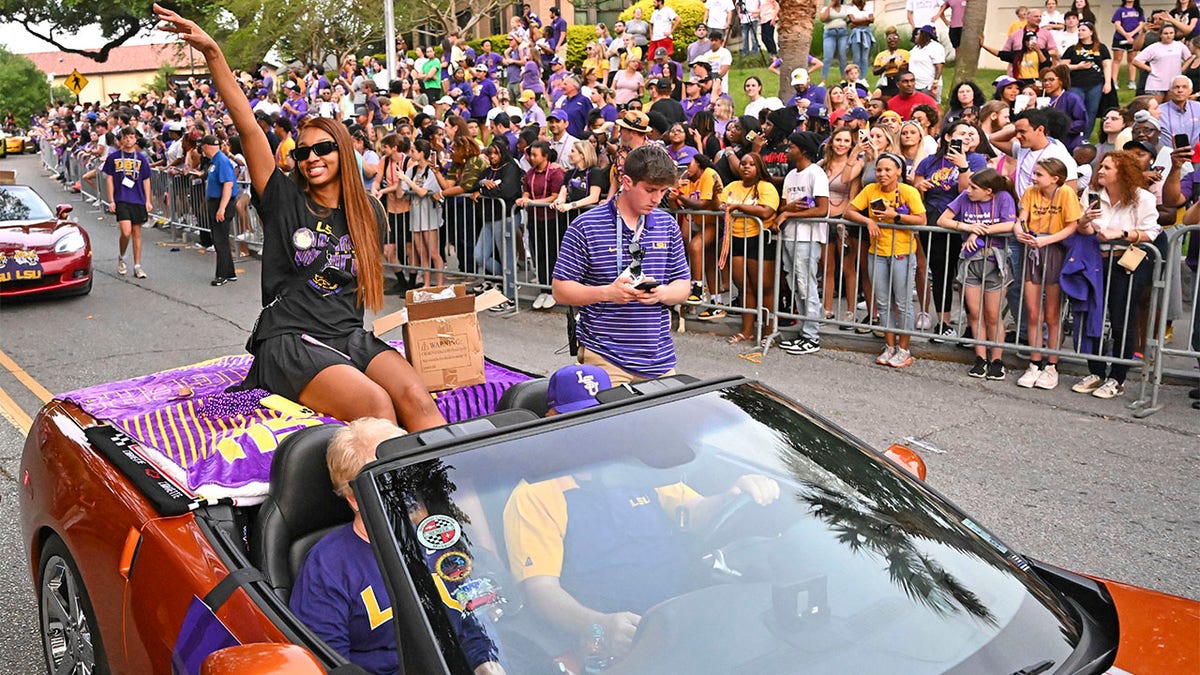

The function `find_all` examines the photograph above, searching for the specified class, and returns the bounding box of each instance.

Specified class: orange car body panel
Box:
[20,402,290,673]
[200,643,323,675]
[1094,576,1200,673]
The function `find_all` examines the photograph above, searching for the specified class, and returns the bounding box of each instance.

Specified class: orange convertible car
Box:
[19,361,1199,674]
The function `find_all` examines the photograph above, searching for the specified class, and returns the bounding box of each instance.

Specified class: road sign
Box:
[65,70,88,95]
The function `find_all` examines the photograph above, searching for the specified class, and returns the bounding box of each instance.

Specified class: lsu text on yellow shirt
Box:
[1020,186,1082,235]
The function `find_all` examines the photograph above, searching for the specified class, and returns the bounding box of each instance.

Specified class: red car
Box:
[19,361,1200,674]
[0,176,92,298]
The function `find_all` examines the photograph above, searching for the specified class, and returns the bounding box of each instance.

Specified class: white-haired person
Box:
[291,418,506,674]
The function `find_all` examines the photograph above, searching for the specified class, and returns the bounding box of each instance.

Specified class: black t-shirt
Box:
[649,98,687,127]
[249,169,385,346]
[1171,7,1200,37]
[1064,43,1112,89]
[564,166,611,203]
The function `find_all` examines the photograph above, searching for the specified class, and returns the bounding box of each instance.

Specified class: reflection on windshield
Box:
[378,383,1081,674]
[0,187,53,221]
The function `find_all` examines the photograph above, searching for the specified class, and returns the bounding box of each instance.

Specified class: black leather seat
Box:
[495,378,551,418]
[251,423,353,603]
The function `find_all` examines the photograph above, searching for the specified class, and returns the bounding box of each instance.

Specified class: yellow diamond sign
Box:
[65,70,89,95]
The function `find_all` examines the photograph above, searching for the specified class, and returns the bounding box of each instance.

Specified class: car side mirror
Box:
[200,643,324,675]
[884,443,927,481]
[55,204,74,219]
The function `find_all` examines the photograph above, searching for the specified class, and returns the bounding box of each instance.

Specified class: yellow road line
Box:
[0,384,33,435]
[0,348,52,402]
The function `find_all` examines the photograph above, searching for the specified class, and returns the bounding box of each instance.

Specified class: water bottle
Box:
[582,623,612,673]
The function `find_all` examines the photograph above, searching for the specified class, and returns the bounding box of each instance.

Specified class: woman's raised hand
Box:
[153,4,220,59]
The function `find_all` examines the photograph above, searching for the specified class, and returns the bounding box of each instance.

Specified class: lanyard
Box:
[612,197,647,272]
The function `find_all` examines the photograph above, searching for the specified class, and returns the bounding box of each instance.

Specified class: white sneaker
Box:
[1034,365,1059,390]
[1071,374,1103,393]
[117,258,127,275]
[532,293,547,309]
[1091,378,1124,399]
[541,292,556,309]
[1016,364,1041,388]
[915,312,932,330]
[887,348,914,368]
[133,265,147,279]
[875,346,896,365]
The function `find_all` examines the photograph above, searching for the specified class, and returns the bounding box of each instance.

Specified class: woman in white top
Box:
[1133,24,1191,96]
[1072,150,1162,399]
[742,76,770,118]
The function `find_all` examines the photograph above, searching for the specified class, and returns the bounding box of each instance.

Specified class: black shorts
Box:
[949,27,963,49]
[115,202,148,225]
[730,232,777,261]
[1112,35,1134,51]
[240,328,395,402]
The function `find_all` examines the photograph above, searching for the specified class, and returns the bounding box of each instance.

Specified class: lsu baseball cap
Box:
[546,365,612,413]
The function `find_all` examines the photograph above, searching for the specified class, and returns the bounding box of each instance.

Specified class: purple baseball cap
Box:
[548,109,570,122]
[546,365,612,413]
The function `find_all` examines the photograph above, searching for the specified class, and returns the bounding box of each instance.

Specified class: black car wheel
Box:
[38,536,108,675]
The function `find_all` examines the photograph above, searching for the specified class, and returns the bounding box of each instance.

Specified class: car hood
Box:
[1099,576,1200,673]
[0,221,73,250]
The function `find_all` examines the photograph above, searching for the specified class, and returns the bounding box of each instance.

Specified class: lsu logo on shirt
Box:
[360,585,393,630]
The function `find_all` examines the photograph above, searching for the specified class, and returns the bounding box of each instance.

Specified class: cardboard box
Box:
[371,284,508,392]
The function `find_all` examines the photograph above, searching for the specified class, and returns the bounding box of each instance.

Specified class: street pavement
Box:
[1,153,1197,671]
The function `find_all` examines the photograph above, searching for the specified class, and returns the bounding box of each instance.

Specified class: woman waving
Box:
[154,4,445,430]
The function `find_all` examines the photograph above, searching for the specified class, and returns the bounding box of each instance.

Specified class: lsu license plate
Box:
[0,249,43,282]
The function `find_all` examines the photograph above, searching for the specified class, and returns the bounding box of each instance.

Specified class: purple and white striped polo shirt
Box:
[553,200,690,378]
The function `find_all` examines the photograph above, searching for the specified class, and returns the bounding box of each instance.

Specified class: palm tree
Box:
[953,0,990,85]
[776,0,819,97]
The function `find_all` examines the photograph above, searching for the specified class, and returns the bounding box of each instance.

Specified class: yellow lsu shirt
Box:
[721,179,780,237]
[502,476,701,582]
[849,182,927,257]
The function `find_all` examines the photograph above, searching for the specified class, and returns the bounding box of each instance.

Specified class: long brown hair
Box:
[294,116,383,311]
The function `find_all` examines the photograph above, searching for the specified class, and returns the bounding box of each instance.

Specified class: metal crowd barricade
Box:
[1131,224,1200,417]
[39,139,57,174]
[379,193,509,295]
[769,217,1165,380]
[513,201,569,311]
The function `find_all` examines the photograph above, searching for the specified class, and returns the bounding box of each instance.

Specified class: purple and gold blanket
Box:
[60,343,532,504]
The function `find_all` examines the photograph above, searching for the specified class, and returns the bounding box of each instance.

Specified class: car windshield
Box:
[371,383,1082,674]
[0,186,53,222]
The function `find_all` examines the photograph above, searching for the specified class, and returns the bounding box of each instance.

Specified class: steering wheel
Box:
[695,492,755,553]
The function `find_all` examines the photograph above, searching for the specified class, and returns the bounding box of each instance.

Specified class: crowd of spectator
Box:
[27,0,1199,408]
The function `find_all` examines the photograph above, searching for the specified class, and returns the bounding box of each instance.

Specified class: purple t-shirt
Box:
[1112,6,1144,34]
[290,523,501,673]
[102,149,151,204]
[469,77,498,119]
[946,191,1018,254]
[520,61,544,93]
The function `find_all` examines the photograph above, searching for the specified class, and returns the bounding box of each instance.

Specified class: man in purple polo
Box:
[558,76,594,139]
[280,81,308,128]
[552,145,692,384]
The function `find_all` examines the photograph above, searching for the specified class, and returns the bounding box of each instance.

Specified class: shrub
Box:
[565,24,598,67]
[618,0,706,57]
[465,34,512,58]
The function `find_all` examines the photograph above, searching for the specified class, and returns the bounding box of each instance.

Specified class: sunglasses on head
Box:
[291,140,339,161]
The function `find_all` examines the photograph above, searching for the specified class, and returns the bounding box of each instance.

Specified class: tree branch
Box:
[19,16,142,62]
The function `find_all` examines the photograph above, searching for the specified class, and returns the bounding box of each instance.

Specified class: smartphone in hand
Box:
[1175,133,1191,150]
[634,279,661,291]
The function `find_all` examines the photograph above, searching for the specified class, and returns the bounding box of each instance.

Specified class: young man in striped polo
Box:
[551,145,692,385]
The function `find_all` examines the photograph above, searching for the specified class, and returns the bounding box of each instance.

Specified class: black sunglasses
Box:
[628,241,645,275]
[291,140,339,161]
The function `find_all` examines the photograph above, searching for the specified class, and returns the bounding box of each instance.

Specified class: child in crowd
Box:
[1015,158,1081,389]
[844,154,928,368]
[938,169,1020,379]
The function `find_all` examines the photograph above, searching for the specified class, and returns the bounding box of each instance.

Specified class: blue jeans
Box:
[475,217,513,277]
[1005,242,1027,337]
[1071,84,1103,143]
[869,252,916,332]
[781,240,822,340]
[849,27,874,78]
[741,20,761,55]
[823,27,849,82]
